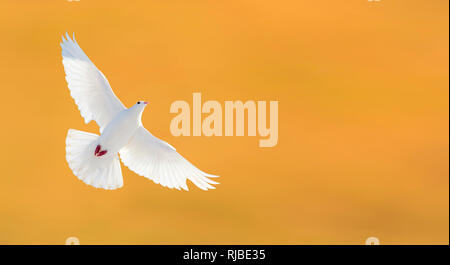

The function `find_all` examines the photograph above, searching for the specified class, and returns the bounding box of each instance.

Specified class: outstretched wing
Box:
[61,33,125,130]
[119,127,219,191]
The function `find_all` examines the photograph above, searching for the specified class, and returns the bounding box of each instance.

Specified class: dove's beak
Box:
[143,101,148,105]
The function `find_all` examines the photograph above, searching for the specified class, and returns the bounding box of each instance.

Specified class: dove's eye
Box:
[137,101,140,104]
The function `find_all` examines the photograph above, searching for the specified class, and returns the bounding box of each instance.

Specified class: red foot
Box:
[95,145,101,155]
[94,145,108,157]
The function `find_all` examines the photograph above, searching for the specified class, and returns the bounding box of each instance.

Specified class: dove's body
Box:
[61,33,218,190]
[97,105,143,158]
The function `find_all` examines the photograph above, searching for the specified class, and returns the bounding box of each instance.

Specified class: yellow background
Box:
[0,0,448,244]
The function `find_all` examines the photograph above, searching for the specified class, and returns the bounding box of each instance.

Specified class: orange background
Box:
[0,0,448,244]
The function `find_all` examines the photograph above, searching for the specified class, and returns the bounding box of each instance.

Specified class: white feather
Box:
[66,129,123,190]
[61,33,125,131]
[119,127,219,191]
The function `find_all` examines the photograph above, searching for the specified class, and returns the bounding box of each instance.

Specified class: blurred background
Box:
[0,0,447,244]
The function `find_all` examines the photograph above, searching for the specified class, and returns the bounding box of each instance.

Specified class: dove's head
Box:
[132,101,148,113]
[136,101,148,106]
[131,101,149,124]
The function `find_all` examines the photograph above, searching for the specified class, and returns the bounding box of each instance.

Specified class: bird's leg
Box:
[97,150,108,156]
[94,145,108,157]
[94,145,101,155]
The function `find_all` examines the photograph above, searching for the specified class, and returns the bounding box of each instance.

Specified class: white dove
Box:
[61,33,219,191]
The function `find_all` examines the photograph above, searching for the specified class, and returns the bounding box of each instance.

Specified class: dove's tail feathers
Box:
[65,129,123,190]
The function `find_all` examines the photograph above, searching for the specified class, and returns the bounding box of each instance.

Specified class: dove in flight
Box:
[61,33,219,191]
